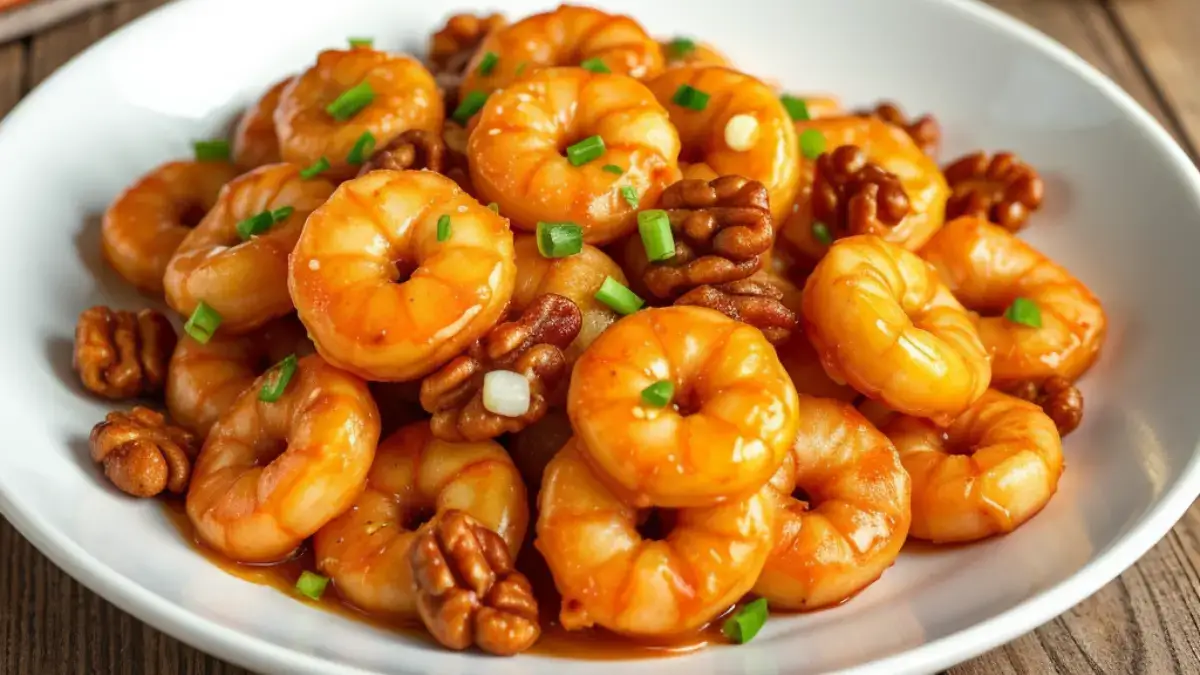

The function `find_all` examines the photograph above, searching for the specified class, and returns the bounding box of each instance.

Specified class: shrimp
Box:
[568,306,799,508]
[101,160,239,294]
[802,235,990,423]
[165,316,312,437]
[775,330,859,403]
[660,39,731,69]
[646,66,800,224]
[275,49,442,181]
[313,421,527,616]
[921,216,1107,387]
[782,116,949,267]
[882,389,1063,543]
[468,67,681,244]
[164,163,335,334]
[289,169,515,381]
[458,5,663,99]
[754,396,910,610]
[536,440,774,637]
[186,355,380,563]
[233,77,290,170]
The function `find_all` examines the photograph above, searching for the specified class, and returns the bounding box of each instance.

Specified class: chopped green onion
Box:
[566,135,606,166]
[602,164,624,175]
[478,51,499,76]
[666,37,697,59]
[722,598,769,644]
[183,301,222,344]
[235,211,274,240]
[1004,297,1043,328]
[348,37,373,48]
[800,128,826,159]
[452,90,488,125]
[346,131,376,165]
[299,157,330,180]
[812,221,833,246]
[781,94,811,122]
[259,354,298,403]
[437,214,451,242]
[193,139,230,162]
[620,186,639,209]
[515,61,528,76]
[536,221,584,258]
[487,202,500,213]
[638,209,675,262]
[325,81,375,121]
[580,57,611,74]
[640,380,675,407]
[295,571,329,600]
[271,206,294,222]
[594,276,644,315]
[671,84,710,111]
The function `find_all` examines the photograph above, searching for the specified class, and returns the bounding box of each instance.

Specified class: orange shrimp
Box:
[775,330,859,403]
[233,77,290,170]
[659,39,731,69]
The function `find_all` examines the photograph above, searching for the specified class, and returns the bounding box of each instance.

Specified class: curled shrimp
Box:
[802,235,990,423]
[289,169,516,381]
[468,67,681,244]
[186,355,380,563]
[882,389,1063,543]
[568,306,799,508]
[314,422,527,616]
[458,5,663,98]
[164,164,335,334]
[233,77,290,170]
[754,395,910,610]
[275,49,442,181]
[536,439,774,637]
[660,39,731,69]
[647,66,800,223]
[101,160,238,294]
[166,316,311,437]
[921,216,1107,387]
[775,330,858,403]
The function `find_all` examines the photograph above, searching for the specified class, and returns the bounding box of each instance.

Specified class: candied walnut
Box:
[675,278,798,344]
[812,145,910,241]
[944,151,1045,232]
[642,175,773,299]
[89,407,199,497]
[859,101,941,157]
[420,294,582,442]
[1011,376,1083,437]
[74,306,176,400]
[410,510,540,655]
[357,130,446,176]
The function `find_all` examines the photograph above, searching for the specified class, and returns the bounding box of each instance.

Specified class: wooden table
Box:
[2,1,1198,673]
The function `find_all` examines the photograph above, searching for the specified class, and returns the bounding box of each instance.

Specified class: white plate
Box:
[2,0,1199,673]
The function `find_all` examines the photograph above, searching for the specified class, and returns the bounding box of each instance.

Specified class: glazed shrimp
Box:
[775,330,859,403]
[186,355,380,563]
[164,164,335,334]
[458,5,663,99]
[568,306,799,508]
[314,422,528,616]
[754,396,910,610]
[275,49,442,181]
[536,440,774,636]
[166,316,312,437]
[882,389,1063,543]
[289,170,515,381]
[802,235,990,423]
[233,77,290,170]
[468,68,681,244]
[922,217,1107,387]
[101,160,238,293]
[647,66,800,223]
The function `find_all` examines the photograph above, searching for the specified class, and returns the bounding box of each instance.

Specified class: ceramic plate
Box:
[2,0,1199,673]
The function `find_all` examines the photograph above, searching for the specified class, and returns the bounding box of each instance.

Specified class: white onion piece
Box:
[482,370,531,417]
[724,114,760,151]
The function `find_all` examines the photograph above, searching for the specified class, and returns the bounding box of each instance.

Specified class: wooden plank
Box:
[0,40,24,116]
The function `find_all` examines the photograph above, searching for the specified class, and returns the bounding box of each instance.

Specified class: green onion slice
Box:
[184,301,222,344]
[452,90,489,125]
[271,206,294,222]
[348,37,373,48]
[1004,297,1043,328]
[536,221,584,258]
[638,209,675,262]
[346,131,376,165]
[666,37,697,59]
[722,598,769,644]
[259,354,298,403]
[515,61,528,76]
[487,202,500,213]
[781,94,811,122]
[602,164,624,175]
[295,570,330,600]
[640,380,675,408]
[299,157,330,180]
[800,128,826,160]
[594,276,644,315]
[566,135,606,167]
[620,186,639,209]
[235,211,274,240]
[325,81,375,121]
[193,139,230,162]
[478,51,499,76]
[812,221,833,246]
[580,57,611,74]
[437,214,451,242]
[672,84,710,111]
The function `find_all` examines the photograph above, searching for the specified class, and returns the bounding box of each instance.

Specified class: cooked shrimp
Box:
[754,395,910,610]
[166,316,311,437]
[164,163,335,334]
[536,440,774,636]
[233,77,290,170]
[468,67,681,244]
[782,116,949,266]
[775,330,858,403]
[275,49,442,181]
[660,39,731,69]
[802,235,990,423]
[313,422,527,616]
[186,355,380,563]
[568,306,799,508]
[882,389,1063,543]
[101,160,238,294]
[647,66,800,223]
[921,216,1107,387]
[289,169,515,381]
[458,5,663,99]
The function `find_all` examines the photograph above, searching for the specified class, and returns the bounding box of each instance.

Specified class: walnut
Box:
[812,145,911,241]
[410,510,539,655]
[357,130,446,176]
[1010,376,1083,437]
[858,101,941,157]
[675,278,798,344]
[74,306,176,400]
[89,407,199,497]
[641,175,773,299]
[420,294,581,442]
[944,151,1045,232]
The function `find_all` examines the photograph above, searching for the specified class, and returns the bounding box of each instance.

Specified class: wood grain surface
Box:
[1,1,1198,673]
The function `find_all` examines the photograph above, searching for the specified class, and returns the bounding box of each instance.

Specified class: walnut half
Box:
[357,129,446,176]
[675,278,798,345]
[89,407,199,497]
[74,306,176,399]
[1010,376,1083,437]
[812,145,910,240]
[858,101,941,158]
[944,151,1044,232]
